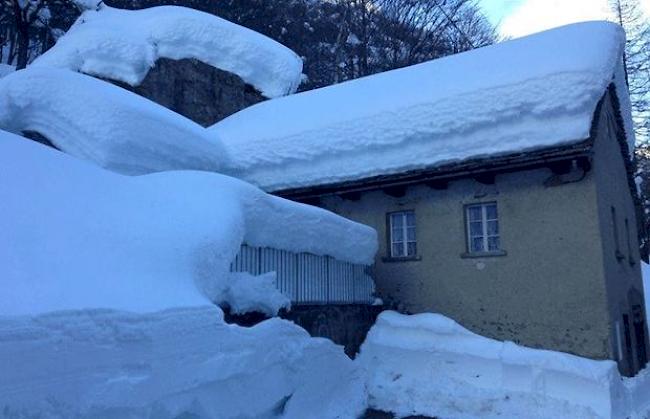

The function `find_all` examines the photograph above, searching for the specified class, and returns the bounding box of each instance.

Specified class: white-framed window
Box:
[466,202,500,253]
[389,211,416,258]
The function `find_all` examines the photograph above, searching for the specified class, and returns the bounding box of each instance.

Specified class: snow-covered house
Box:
[211,22,649,376]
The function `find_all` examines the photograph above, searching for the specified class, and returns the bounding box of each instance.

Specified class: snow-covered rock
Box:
[32,5,303,98]
[357,311,643,419]
[0,129,376,317]
[0,67,227,175]
[211,21,634,193]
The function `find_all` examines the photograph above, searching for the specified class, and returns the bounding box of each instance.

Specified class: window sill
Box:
[461,250,507,259]
[382,256,422,263]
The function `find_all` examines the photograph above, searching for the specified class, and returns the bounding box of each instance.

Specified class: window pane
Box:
[407,242,417,256]
[487,220,499,235]
[391,227,403,242]
[407,226,416,241]
[471,237,484,252]
[486,204,498,220]
[392,243,404,257]
[406,211,416,227]
[391,213,403,228]
[469,221,483,236]
[488,236,500,251]
[468,206,482,221]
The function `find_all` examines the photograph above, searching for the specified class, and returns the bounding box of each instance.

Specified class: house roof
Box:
[32,5,303,98]
[210,21,635,193]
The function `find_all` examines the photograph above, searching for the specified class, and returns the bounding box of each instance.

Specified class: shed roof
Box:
[211,21,634,193]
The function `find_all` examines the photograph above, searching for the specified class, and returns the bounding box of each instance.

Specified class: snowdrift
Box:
[357,311,649,419]
[0,130,371,418]
[32,4,303,98]
[0,67,227,175]
[212,21,635,192]
[0,308,367,419]
[0,129,376,316]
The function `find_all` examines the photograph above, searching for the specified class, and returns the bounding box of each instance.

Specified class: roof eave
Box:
[273,140,594,201]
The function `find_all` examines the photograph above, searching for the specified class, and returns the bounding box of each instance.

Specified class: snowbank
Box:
[0,129,376,316]
[32,4,302,98]
[0,67,227,175]
[357,311,636,419]
[0,303,367,419]
[212,22,633,192]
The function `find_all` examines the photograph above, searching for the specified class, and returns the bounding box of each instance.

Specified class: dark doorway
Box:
[632,305,648,370]
[623,314,635,373]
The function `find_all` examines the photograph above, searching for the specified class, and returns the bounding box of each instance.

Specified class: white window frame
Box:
[466,202,500,253]
[389,211,416,258]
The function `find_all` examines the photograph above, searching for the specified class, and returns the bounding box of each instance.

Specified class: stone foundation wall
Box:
[282,304,383,357]
[224,304,383,357]
[110,58,266,127]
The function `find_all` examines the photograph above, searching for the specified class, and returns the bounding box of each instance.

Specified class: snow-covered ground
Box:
[357,311,650,419]
[0,129,372,418]
[32,4,303,97]
[211,21,634,193]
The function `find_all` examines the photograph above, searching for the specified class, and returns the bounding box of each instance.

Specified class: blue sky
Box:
[480,0,650,38]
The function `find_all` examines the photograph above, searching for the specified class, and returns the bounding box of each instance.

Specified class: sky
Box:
[481,0,650,38]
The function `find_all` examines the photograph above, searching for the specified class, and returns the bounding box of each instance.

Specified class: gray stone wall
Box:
[282,304,383,357]
[224,304,382,357]
[110,58,266,127]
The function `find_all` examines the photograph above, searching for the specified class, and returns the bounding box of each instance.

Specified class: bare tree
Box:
[610,0,650,141]
[0,0,81,69]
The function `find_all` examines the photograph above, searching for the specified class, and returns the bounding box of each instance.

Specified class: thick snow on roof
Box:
[0,67,227,175]
[211,22,632,192]
[32,5,303,98]
[0,130,376,316]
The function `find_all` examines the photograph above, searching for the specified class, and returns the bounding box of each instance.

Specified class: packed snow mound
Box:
[212,21,634,192]
[32,4,303,97]
[0,307,368,418]
[0,67,226,175]
[0,130,376,316]
[224,272,291,316]
[357,311,644,419]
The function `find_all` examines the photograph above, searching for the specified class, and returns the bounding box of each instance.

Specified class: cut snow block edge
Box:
[32,4,303,98]
[357,311,649,419]
[0,307,368,419]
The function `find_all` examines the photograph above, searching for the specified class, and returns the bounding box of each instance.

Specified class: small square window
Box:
[466,203,500,253]
[389,211,417,258]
